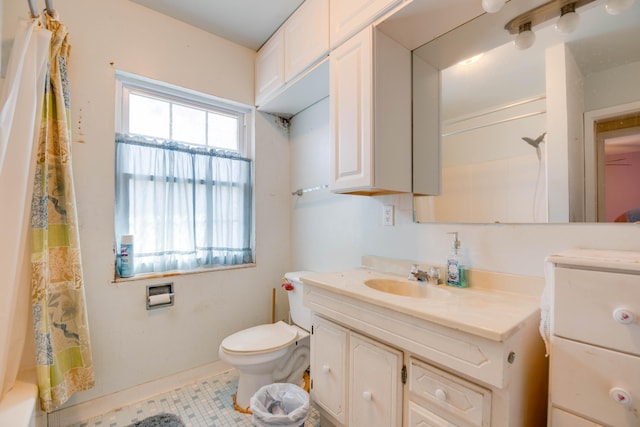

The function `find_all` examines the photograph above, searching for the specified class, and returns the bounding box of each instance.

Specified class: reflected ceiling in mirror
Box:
[410,0,640,224]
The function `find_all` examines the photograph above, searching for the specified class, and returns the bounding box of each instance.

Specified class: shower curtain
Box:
[30,13,94,411]
[0,19,51,402]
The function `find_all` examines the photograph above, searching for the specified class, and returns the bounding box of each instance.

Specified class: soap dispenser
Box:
[446,232,467,288]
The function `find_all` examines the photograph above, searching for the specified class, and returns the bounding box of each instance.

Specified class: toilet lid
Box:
[221,321,299,355]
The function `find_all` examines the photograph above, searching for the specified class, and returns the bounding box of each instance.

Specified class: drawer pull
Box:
[362,391,372,401]
[435,388,447,401]
[612,308,636,325]
[610,387,632,406]
[322,364,331,374]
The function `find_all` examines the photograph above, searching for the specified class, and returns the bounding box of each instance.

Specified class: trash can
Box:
[249,383,310,427]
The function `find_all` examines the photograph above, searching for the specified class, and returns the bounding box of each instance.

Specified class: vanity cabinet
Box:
[311,315,403,427]
[548,250,640,427]
[329,0,403,48]
[311,313,495,427]
[330,25,411,195]
[255,0,329,113]
[303,266,548,427]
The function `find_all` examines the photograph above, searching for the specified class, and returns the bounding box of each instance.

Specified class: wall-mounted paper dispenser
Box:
[146,283,174,310]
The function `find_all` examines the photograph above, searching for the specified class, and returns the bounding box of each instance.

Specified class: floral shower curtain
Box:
[30,14,94,412]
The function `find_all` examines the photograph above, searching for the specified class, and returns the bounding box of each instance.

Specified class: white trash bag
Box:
[250,383,310,427]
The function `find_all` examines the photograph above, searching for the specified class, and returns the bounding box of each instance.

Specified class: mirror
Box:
[409,0,640,223]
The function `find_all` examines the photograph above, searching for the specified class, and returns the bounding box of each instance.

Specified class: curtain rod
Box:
[28,0,56,19]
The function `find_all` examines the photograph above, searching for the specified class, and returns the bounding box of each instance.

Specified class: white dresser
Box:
[547,249,640,426]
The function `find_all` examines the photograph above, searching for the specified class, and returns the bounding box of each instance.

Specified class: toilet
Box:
[218,271,312,410]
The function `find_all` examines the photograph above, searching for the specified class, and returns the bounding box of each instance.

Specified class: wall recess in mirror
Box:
[388,0,640,223]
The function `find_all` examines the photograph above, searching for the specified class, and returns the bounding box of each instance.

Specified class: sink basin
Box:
[364,278,450,298]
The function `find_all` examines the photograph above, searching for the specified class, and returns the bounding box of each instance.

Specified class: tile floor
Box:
[70,369,320,427]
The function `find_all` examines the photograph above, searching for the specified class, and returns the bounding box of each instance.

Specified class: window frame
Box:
[115,71,252,156]
[114,71,256,279]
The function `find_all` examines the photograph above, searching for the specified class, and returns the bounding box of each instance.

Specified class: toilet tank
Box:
[283,271,313,332]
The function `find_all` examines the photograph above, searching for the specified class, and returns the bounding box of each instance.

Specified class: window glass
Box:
[129,93,170,139]
[208,112,239,151]
[173,104,206,146]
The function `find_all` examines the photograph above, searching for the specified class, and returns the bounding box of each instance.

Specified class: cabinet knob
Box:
[612,308,636,325]
[610,387,632,406]
[362,391,372,401]
[435,388,447,401]
[322,364,330,374]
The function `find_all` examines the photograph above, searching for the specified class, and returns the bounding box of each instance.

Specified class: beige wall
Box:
[2,0,292,406]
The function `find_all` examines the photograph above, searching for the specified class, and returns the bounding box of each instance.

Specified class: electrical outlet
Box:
[383,205,394,226]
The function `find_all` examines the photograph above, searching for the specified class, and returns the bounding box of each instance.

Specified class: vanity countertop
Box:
[301,268,542,342]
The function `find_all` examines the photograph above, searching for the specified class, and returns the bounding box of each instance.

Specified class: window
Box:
[114,72,253,277]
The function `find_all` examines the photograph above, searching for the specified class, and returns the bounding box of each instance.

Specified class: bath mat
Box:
[125,413,185,427]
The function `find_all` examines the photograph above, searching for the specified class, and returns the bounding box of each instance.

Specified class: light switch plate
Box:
[383,205,394,226]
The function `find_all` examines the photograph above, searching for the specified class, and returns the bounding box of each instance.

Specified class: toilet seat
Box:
[221,321,298,355]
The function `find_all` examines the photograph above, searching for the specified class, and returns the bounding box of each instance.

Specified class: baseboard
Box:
[47,360,232,427]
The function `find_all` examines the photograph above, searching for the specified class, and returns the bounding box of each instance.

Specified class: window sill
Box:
[112,263,256,284]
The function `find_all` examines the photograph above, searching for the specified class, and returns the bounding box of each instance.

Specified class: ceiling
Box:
[129,0,304,51]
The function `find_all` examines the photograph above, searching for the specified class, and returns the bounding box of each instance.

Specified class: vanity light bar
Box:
[504,0,596,34]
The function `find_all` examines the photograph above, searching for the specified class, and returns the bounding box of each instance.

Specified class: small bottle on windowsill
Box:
[119,234,134,277]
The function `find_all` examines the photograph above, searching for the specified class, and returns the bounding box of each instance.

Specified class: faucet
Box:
[409,264,441,284]
[409,264,428,281]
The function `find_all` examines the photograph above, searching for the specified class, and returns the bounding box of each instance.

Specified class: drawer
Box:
[407,401,457,427]
[553,267,640,356]
[408,358,491,427]
[550,337,640,427]
[550,407,604,427]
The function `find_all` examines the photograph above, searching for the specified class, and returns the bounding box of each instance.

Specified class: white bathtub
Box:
[0,375,41,427]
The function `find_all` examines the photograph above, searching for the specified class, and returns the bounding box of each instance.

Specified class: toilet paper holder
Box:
[146,283,174,310]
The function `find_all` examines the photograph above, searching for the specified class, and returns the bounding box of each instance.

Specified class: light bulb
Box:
[514,23,536,50]
[482,0,506,13]
[605,0,635,14]
[555,4,580,34]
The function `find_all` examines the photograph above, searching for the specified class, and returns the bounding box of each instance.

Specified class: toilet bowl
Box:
[218,271,312,410]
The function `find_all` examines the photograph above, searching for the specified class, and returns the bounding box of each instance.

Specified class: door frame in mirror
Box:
[584,100,640,222]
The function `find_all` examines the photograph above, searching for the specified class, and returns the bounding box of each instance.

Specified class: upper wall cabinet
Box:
[255,0,329,117]
[255,30,285,106]
[330,0,403,49]
[330,25,411,195]
[284,0,329,81]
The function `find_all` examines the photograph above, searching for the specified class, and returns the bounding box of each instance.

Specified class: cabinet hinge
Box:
[311,325,314,334]
[310,378,313,390]
[401,365,407,385]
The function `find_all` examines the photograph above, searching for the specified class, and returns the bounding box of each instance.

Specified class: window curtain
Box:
[30,14,94,412]
[115,134,253,275]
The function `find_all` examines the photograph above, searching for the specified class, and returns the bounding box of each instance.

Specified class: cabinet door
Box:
[349,332,403,427]
[311,316,348,425]
[255,30,284,106]
[330,26,372,192]
[330,0,402,48]
[284,0,329,82]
